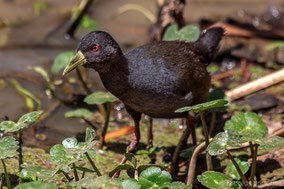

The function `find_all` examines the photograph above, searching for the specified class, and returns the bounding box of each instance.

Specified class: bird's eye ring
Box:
[91,44,99,52]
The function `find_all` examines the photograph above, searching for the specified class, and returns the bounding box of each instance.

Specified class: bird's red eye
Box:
[92,44,99,52]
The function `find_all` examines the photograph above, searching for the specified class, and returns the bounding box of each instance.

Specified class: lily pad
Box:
[163,23,200,42]
[175,99,228,113]
[0,136,19,159]
[138,167,171,188]
[52,51,75,73]
[208,130,241,156]
[258,136,284,150]
[65,108,94,120]
[224,112,268,142]
[84,91,118,104]
[226,158,249,180]
[14,181,58,189]
[197,171,232,189]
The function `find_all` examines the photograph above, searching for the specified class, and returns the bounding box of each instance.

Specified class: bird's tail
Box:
[193,27,225,64]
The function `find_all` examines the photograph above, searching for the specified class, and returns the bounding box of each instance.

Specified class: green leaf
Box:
[231,181,243,189]
[226,158,249,180]
[139,167,171,188]
[85,128,96,143]
[80,16,99,29]
[197,171,232,189]
[18,110,43,125]
[84,91,118,104]
[72,166,95,173]
[136,149,150,155]
[62,137,78,148]
[0,136,19,159]
[166,181,192,189]
[207,130,241,156]
[122,178,141,189]
[20,165,55,180]
[265,40,284,51]
[72,175,122,188]
[175,99,229,113]
[258,136,284,150]
[15,181,58,189]
[52,51,75,73]
[33,66,55,91]
[163,23,200,42]
[50,144,77,168]
[109,164,135,177]
[224,112,268,142]
[65,108,94,120]
[125,153,137,168]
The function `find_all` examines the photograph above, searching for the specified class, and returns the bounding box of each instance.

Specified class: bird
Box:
[63,27,224,175]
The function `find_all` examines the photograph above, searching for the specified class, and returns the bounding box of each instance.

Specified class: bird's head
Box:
[63,31,122,75]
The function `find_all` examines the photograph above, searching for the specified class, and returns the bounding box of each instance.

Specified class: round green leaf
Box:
[224,112,268,142]
[122,178,141,189]
[62,137,78,148]
[85,128,96,143]
[52,51,75,73]
[14,181,58,189]
[64,108,94,120]
[84,91,118,104]
[18,111,43,125]
[0,136,19,159]
[258,136,284,150]
[50,144,76,166]
[163,23,200,42]
[226,158,249,180]
[175,99,229,113]
[139,167,171,188]
[197,171,232,189]
[163,24,179,41]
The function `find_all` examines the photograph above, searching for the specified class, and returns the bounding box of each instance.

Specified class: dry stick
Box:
[226,68,284,101]
[199,111,213,171]
[250,144,259,187]
[186,139,212,185]
[227,151,252,189]
[65,0,94,38]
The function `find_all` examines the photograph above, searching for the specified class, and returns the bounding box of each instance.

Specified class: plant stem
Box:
[83,118,98,131]
[99,102,111,149]
[62,172,71,181]
[209,111,216,137]
[1,159,11,189]
[18,129,24,183]
[227,151,252,189]
[72,163,79,181]
[199,111,213,171]
[186,139,213,185]
[81,171,85,179]
[147,116,153,150]
[85,152,102,176]
[134,170,139,180]
[249,141,254,159]
[250,143,259,187]
[76,68,92,94]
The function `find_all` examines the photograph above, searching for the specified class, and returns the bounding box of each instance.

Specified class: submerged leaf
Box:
[84,91,118,104]
[52,51,75,73]
[226,158,249,180]
[64,108,94,120]
[224,112,267,142]
[197,171,232,189]
[0,136,19,159]
[175,99,228,113]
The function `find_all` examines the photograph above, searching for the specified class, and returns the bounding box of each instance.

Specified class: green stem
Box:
[81,171,85,179]
[249,142,254,159]
[199,111,213,171]
[76,68,92,95]
[250,143,259,187]
[85,152,102,176]
[62,172,71,181]
[83,118,98,131]
[99,102,111,149]
[18,129,24,183]
[72,163,79,181]
[227,151,252,189]
[209,111,216,137]
[1,159,11,189]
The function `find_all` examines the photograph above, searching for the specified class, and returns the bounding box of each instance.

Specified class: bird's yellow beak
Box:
[63,51,87,75]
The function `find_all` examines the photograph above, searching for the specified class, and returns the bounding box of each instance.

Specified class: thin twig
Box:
[99,102,111,149]
[72,163,79,181]
[18,129,23,183]
[83,118,98,131]
[62,172,71,181]
[76,68,92,95]
[209,111,216,137]
[250,144,259,187]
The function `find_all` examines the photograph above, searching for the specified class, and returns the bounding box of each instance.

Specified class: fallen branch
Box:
[226,68,284,101]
